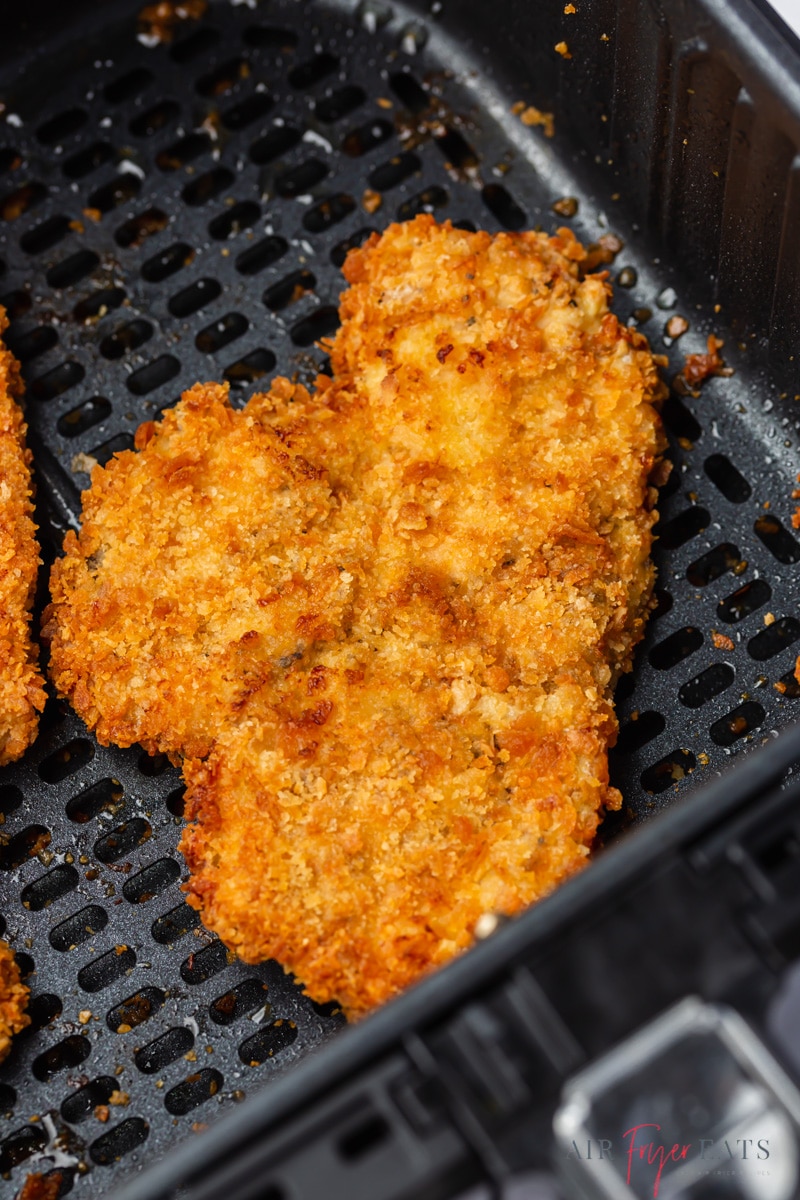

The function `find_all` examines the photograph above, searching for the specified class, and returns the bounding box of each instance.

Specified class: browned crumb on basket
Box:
[0,306,46,766]
[517,105,555,138]
[0,939,30,1063]
[16,1173,64,1200]
[137,0,207,44]
[711,630,735,651]
[677,334,734,394]
[555,40,572,58]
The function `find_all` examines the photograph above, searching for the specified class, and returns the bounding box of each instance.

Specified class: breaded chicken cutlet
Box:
[0,938,29,1062]
[0,307,45,766]
[47,216,665,1017]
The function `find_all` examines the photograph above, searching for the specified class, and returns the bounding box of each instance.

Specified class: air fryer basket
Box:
[0,0,799,1194]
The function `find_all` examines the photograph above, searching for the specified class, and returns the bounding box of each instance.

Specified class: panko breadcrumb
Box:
[0,938,30,1062]
[47,216,665,1018]
[0,306,46,766]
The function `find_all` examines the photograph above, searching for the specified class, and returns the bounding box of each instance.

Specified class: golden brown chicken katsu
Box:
[46,216,665,1017]
[0,307,46,767]
[0,939,29,1063]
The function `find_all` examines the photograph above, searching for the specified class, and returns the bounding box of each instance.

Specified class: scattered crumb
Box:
[94,1106,110,1123]
[82,207,102,223]
[583,233,624,273]
[137,0,208,45]
[555,41,571,58]
[376,97,393,109]
[564,2,576,10]
[70,452,98,475]
[192,1122,209,1133]
[601,33,610,41]
[552,196,578,218]
[184,1049,198,1062]
[68,219,85,235]
[109,1090,130,1106]
[697,751,710,766]
[764,612,776,626]
[711,630,735,651]
[677,335,733,394]
[362,188,382,214]
[519,105,555,137]
[775,681,788,694]
[78,1010,92,1025]
[665,315,689,339]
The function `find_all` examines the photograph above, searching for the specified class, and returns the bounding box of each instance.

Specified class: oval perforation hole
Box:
[709,700,765,747]
[754,515,800,564]
[209,200,261,240]
[342,119,393,157]
[747,618,800,662]
[197,56,249,98]
[63,141,115,180]
[290,306,339,347]
[239,1019,298,1064]
[183,167,234,207]
[0,825,51,870]
[37,108,88,145]
[181,940,231,985]
[434,127,478,170]
[135,1026,194,1074]
[78,946,136,993]
[170,25,221,62]
[685,542,741,587]
[0,1082,15,1108]
[303,193,356,234]
[288,52,338,89]
[20,214,71,254]
[6,325,58,363]
[315,85,366,123]
[142,241,193,282]
[66,777,124,824]
[127,354,180,395]
[115,207,169,248]
[222,90,275,131]
[236,235,288,275]
[138,750,169,776]
[0,288,32,319]
[704,454,751,503]
[678,663,735,709]
[130,99,181,139]
[165,785,185,817]
[0,785,23,816]
[123,857,181,903]
[39,737,94,782]
[369,152,420,192]
[224,348,276,387]
[196,312,248,353]
[21,864,79,912]
[210,978,269,1026]
[1,182,48,221]
[107,987,166,1033]
[61,1076,116,1124]
[168,277,222,318]
[50,904,109,951]
[249,125,302,165]
[275,158,329,198]
[156,132,212,171]
[151,901,200,945]
[164,1068,223,1115]
[657,506,710,549]
[47,250,100,290]
[58,396,113,438]
[32,1034,90,1082]
[74,287,126,321]
[718,579,772,624]
[331,226,377,267]
[100,319,153,360]
[662,395,702,442]
[263,270,316,311]
[25,993,63,1032]
[776,669,800,699]
[614,711,665,754]
[104,67,154,104]
[648,626,703,670]
[0,1126,47,1172]
[243,24,298,49]
[90,1117,149,1166]
[389,70,429,112]
[94,818,152,863]
[481,184,526,230]
[641,749,696,794]
[87,174,141,213]
[397,186,448,221]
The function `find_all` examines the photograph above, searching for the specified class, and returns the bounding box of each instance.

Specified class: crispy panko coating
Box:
[45,379,357,760]
[0,307,45,766]
[0,938,30,1062]
[47,217,665,1017]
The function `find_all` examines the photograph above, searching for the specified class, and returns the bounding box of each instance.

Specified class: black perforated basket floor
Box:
[1,0,800,1195]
